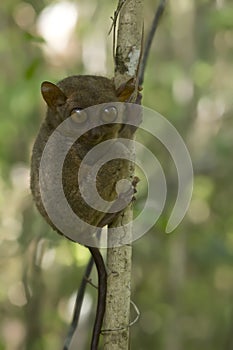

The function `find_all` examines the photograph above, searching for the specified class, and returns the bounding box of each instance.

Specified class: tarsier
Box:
[30,75,141,349]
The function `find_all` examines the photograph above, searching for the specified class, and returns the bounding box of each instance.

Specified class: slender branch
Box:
[139,0,166,85]
[63,255,94,350]
[108,0,127,63]
[103,1,143,349]
[114,0,143,90]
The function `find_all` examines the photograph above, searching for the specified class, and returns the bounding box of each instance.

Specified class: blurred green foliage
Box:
[0,0,233,349]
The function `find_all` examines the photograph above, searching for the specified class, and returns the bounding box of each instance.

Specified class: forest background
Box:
[0,0,233,349]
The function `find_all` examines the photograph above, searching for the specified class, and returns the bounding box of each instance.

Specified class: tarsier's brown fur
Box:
[30,75,139,350]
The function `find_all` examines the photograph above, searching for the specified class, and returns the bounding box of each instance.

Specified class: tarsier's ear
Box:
[116,78,135,102]
[41,81,67,109]
[116,78,143,102]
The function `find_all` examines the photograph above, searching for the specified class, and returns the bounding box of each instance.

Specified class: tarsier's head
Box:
[41,75,126,145]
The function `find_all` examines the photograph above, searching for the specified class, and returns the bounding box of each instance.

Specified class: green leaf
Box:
[209,7,233,29]
[23,31,46,43]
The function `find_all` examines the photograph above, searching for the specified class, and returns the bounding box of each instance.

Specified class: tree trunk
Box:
[103,1,143,349]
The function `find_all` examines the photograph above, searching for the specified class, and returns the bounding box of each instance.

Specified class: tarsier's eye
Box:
[70,108,88,124]
[101,106,118,123]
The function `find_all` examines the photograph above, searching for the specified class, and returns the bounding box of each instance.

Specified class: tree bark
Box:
[103,1,143,349]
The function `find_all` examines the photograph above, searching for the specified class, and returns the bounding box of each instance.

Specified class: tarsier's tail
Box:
[88,246,107,350]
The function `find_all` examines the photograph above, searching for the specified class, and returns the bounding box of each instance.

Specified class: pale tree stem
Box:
[103,1,143,349]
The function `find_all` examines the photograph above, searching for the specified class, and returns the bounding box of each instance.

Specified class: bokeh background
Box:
[0,0,233,349]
